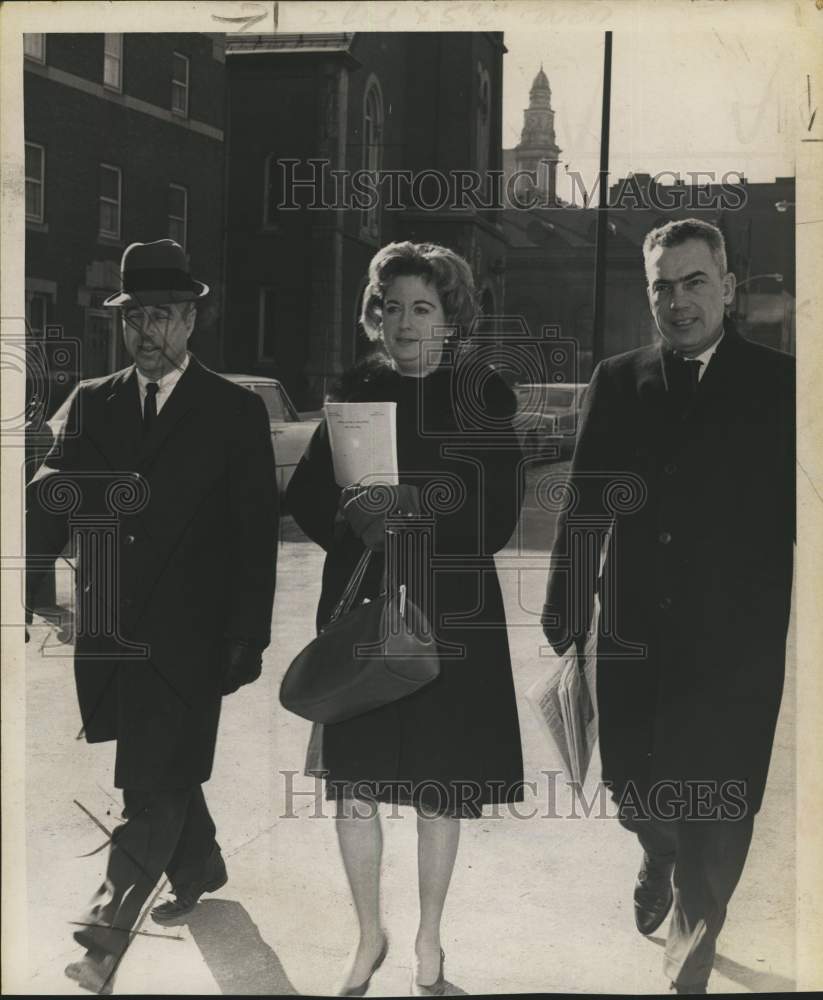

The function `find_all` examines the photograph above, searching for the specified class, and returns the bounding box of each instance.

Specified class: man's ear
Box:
[722,270,736,306]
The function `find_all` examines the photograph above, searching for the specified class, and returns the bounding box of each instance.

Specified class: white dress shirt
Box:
[676,332,724,382]
[135,352,190,415]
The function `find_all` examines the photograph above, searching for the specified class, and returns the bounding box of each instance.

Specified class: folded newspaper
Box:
[527,600,600,785]
[324,401,399,487]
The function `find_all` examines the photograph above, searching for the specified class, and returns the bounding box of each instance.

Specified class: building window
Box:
[258,287,277,362]
[26,291,49,338]
[361,78,383,237]
[263,154,281,229]
[24,34,45,64]
[85,293,119,377]
[98,164,122,240]
[171,52,189,117]
[477,64,492,171]
[25,143,45,223]
[103,34,123,92]
[168,184,188,250]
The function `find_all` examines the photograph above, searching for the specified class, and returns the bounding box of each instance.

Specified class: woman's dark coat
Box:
[286,356,525,815]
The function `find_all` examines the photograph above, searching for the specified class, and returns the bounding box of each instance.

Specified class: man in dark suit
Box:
[26,240,279,993]
[542,219,794,993]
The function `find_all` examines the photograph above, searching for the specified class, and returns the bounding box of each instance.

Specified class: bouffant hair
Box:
[360,241,478,342]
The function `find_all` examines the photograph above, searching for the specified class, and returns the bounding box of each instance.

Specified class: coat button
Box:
[659,531,672,545]
[124,534,136,545]
[664,462,677,475]
[658,596,672,610]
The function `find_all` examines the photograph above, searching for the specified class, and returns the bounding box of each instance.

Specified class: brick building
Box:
[224,32,508,408]
[24,32,227,412]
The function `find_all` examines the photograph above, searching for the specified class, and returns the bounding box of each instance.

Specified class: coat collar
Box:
[102,355,206,471]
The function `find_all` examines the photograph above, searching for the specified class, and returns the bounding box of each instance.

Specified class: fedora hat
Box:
[103,239,209,307]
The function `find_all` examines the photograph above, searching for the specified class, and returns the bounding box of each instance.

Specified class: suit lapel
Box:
[136,356,204,472]
[101,368,142,467]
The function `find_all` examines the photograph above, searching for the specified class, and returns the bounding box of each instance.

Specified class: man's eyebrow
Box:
[652,270,708,285]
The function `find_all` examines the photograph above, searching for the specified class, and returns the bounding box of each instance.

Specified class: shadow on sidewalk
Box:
[184,899,298,995]
[647,935,795,994]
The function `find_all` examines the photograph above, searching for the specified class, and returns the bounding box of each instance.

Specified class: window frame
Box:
[98,163,122,241]
[25,291,49,338]
[25,142,45,223]
[360,77,384,239]
[168,183,188,251]
[103,33,123,93]
[23,34,45,64]
[262,153,280,230]
[171,51,190,118]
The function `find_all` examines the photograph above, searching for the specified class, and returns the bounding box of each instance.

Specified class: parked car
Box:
[46,373,321,499]
[222,375,321,496]
[512,382,589,460]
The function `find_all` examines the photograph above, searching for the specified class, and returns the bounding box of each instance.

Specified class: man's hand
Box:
[221,638,263,695]
[339,483,421,551]
[541,603,576,657]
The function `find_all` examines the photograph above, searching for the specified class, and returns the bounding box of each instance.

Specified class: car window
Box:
[249,384,294,422]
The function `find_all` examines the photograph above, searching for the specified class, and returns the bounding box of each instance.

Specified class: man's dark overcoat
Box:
[286,356,525,813]
[543,327,794,813]
[26,356,279,790]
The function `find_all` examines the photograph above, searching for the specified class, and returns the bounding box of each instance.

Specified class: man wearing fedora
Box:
[26,240,279,993]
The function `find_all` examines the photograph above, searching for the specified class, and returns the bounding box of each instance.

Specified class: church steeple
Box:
[515,66,561,203]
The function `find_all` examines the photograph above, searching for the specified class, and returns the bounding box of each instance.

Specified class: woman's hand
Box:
[339,483,421,551]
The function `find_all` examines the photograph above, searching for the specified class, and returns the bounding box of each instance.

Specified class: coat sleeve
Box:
[25,386,94,611]
[542,361,615,654]
[285,419,342,551]
[224,390,279,648]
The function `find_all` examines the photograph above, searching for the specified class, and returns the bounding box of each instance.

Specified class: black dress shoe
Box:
[151,845,228,924]
[634,851,675,935]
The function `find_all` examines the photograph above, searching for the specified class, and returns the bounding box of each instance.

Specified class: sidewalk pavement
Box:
[19,504,796,996]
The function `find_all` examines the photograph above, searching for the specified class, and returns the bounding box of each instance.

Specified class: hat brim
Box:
[103,280,210,308]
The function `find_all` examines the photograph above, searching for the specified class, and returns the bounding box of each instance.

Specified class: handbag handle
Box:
[327,548,373,626]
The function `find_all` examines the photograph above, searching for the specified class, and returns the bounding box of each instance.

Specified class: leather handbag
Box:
[279,549,440,724]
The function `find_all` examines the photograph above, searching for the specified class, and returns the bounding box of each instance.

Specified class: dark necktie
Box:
[668,356,702,398]
[143,381,159,435]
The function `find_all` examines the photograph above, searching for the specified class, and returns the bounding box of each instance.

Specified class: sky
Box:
[502,29,797,204]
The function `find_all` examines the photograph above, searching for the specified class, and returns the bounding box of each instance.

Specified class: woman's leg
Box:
[335,798,387,990]
[415,812,460,984]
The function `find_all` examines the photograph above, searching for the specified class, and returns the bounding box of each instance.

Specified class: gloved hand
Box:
[339,483,421,551]
[221,638,263,695]
[540,603,576,657]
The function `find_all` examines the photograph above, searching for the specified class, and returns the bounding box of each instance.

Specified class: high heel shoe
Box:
[338,935,389,997]
[411,948,446,996]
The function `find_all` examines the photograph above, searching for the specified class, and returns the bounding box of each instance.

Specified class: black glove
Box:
[339,483,421,551]
[221,638,263,695]
[540,603,576,657]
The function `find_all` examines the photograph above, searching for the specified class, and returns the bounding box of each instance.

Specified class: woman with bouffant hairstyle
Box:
[287,241,524,996]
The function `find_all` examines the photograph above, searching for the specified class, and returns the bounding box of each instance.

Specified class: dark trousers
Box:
[622,813,755,988]
[75,785,217,958]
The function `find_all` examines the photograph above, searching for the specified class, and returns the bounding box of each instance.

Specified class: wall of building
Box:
[24,33,226,410]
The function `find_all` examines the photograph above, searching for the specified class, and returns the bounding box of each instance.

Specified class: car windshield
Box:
[250,384,292,421]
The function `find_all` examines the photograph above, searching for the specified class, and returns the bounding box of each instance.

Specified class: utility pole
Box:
[591,32,612,369]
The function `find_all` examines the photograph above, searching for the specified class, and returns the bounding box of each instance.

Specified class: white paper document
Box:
[324,401,399,487]
[526,598,600,786]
